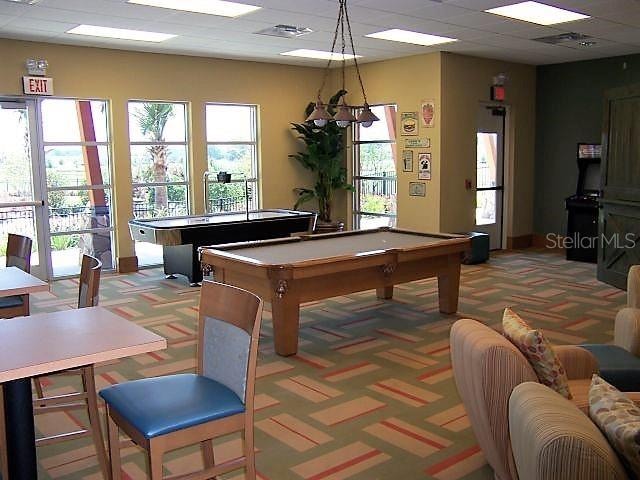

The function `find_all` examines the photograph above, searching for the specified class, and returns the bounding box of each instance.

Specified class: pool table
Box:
[129,209,316,284]
[200,227,470,356]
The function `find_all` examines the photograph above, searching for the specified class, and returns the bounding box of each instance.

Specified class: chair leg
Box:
[32,377,44,400]
[201,440,216,480]
[106,406,121,480]
[147,442,164,480]
[83,366,109,480]
[244,424,256,480]
[0,386,8,480]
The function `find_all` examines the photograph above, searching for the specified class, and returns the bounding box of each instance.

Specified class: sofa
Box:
[450,318,600,480]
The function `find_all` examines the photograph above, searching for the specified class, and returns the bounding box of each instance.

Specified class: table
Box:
[0,266,48,297]
[200,227,470,356]
[0,306,167,479]
[129,209,316,284]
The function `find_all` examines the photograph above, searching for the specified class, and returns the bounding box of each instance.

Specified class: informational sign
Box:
[418,152,432,180]
[400,112,418,136]
[22,76,54,96]
[404,138,430,148]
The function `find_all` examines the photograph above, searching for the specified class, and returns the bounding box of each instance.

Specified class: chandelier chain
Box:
[343,0,368,105]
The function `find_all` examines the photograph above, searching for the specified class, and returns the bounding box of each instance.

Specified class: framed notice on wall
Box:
[421,100,435,128]
[402,150,413,172]
[400,112,418,136]
[418,152,431,180]
[409,182,426,196]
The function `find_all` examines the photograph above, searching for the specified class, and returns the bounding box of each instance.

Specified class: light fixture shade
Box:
[356,104,379,127]
[305,101,332,123]
[334,103,356,126]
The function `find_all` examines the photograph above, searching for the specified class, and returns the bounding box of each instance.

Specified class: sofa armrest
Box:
[628,265,640,308]
[554,345,599,380]
[614,307,640,356]
[509,382,628,480]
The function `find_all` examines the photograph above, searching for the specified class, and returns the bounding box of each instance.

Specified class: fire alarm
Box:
[491,85,505,101]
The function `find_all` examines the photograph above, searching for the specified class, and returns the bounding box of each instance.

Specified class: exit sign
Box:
[22,76,54,96]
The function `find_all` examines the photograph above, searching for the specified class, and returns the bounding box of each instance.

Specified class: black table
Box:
[129,209,316,284]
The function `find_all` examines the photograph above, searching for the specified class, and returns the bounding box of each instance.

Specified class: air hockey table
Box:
[129,209,316,284]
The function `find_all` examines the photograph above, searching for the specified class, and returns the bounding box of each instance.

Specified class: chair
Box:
[100,280,263,480]
[580,265,640,391]
[0,233,33,318]
[31,255,108,479]
[450,318,601,480]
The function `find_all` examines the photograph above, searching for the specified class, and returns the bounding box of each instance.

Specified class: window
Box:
[129,101,189,219]
[352,104,397,229]
[205,104,258,213]
[42,98,114,276]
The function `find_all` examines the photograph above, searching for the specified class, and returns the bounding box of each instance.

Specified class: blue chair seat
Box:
[0,295,24,309]
[99,373,245,439]
[580,344,640,392]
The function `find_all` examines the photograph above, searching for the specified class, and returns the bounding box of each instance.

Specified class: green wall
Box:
[534,54,640,236]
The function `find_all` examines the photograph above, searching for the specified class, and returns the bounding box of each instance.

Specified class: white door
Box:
[474,105,505,250]
[0,99,48,278]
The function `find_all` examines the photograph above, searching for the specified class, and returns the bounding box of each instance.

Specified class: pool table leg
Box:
[376,286,394,299]
[271,295,300,356]
[437,259,461,314]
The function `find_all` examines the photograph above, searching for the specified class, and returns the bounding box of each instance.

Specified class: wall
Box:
[345,53,443,232]
[534,54,640,236]
[440,53,537,240]
[0,38,322,266]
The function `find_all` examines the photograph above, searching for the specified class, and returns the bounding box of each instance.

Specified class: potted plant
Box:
[290,90,354,232]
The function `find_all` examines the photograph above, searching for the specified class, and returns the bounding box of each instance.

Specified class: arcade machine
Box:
[565,143,601,263]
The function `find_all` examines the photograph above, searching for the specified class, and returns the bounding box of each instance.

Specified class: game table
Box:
[129,209,316,284]
[200,227,469,356]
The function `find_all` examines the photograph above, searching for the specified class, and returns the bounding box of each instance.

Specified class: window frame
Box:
[204,102,260,214]
[128,100,190,219]
[351,104,398,229]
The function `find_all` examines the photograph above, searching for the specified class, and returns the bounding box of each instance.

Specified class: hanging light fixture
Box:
[305,0,378,128]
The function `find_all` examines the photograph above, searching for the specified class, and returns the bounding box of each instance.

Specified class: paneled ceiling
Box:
[0,0,639,66]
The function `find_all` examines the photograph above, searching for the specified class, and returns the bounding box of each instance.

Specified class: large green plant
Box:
[290,90,354,223]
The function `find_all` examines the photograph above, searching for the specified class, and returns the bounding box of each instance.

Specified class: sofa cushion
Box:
[509,382,628,480]
[581,344,640,392]
[589,374,640,477]
[502,308,572,399]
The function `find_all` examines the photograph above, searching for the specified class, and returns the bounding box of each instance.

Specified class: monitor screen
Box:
[583,162,600,193]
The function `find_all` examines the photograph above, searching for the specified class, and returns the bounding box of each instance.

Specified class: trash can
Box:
[462,232,490,264]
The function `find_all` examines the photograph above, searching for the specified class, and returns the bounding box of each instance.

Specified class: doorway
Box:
[475,104,506,250]
[0,97,114,280]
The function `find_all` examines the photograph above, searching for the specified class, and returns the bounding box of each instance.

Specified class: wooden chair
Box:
[100,280,264,479]
[0,233,33,318]
[32,255,108,479]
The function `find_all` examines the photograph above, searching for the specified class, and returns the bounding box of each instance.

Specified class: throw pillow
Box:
[502,307,572,399]
[589,374,640,477]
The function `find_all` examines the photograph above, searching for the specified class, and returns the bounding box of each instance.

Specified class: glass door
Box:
[0,99,47,278]
[475,105,505,250]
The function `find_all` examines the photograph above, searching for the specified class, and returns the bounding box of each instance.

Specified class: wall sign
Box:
[418,153,432,180]
[409,182,426,196]
[404,138,430,148]
[421,100,435,128]
[22,76,54,96]
[400,112,418,136]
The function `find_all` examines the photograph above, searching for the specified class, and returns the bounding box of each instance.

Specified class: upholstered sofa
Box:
[450,318,600,480]
[509,382,630,480]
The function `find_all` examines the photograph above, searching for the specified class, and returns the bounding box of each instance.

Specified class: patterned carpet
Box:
[26,249,626,479]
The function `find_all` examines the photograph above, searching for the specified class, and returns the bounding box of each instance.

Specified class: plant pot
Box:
[314,220,344,234]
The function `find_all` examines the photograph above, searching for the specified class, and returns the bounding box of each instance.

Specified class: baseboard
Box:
[507,234,533,249]
[117,256,138,273]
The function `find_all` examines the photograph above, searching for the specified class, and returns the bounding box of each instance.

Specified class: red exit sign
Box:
[22,76,54,96]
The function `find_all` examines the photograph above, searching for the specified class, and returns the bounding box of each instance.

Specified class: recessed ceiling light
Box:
[67,25,176,42]
[280,49,361,61]
[485,1,589,26]
[366,29,457,46]
[127,0,261,18]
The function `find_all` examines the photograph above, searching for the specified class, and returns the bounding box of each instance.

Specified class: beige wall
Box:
[345,53,442,232]
[0,38,322,263]
[440,53,536,238]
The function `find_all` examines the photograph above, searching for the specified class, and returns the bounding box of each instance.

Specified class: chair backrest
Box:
[197,280,263,406]
[6,233,32,273]
[78,254,102,309]
[450,319,538,480]
[628,265,640,309]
